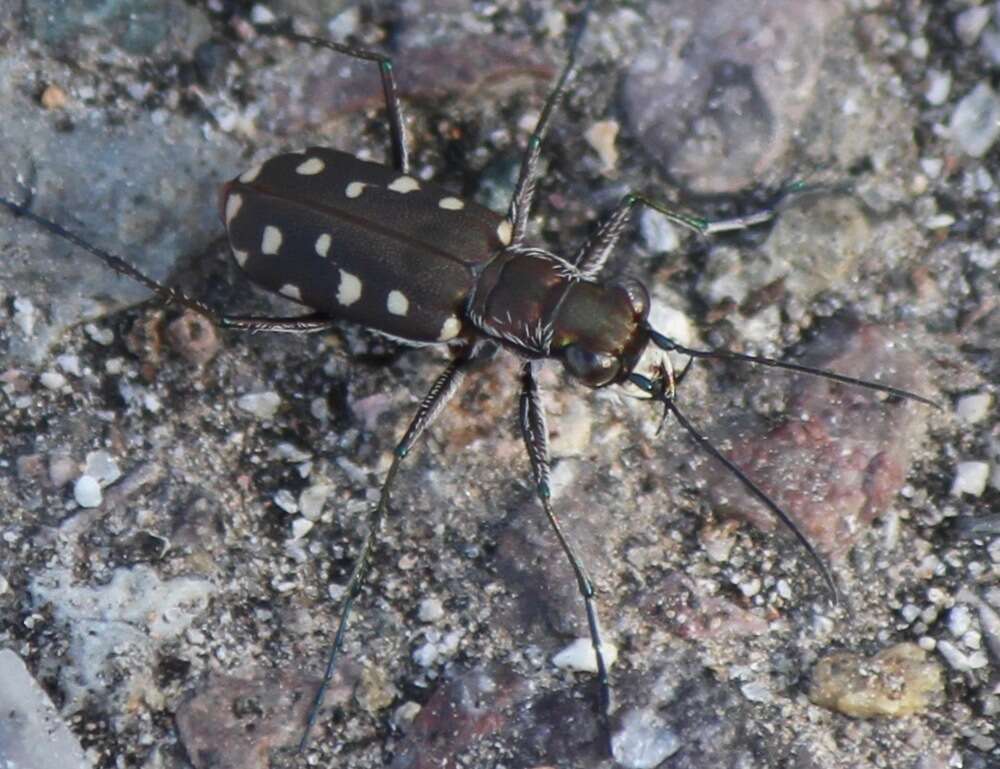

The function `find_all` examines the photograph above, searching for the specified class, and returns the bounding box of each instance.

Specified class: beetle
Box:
[0,2,936,757]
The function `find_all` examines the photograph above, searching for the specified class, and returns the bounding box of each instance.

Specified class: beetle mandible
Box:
[0,1,938,756]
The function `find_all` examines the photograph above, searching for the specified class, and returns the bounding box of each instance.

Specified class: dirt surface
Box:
[0,2,996,769]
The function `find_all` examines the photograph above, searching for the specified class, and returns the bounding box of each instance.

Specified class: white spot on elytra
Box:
[279,284,302,301]
[388,176,420,193]
[296,157,325,175]
[438,316,461,341]
[225,193,242,225]
[345,181,366,198]
[239,165,262,183]
[387,290,409,316]
[315,233,331,257]
[497,219,513,245]
[337,270,362,306]
[438,196,464,210]
[233,249,249,267]
[261,225,283,255]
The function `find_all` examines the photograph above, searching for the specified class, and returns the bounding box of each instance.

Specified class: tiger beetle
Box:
[1,1,938,756]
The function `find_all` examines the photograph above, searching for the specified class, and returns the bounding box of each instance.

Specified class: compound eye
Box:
[562,345,621,387]
[616,278,649,319]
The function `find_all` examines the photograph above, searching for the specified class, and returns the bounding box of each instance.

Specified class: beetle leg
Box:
[219,313,337,334]
[518,360,612,742]
[259,26,410,173]
[574,179,838,278]
[300,343,480,752]
[506,1,594,244]
[573,192,782,278]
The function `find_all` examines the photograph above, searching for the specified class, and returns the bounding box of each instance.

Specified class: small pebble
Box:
[412,641,439,668]
[809,643,943,717]
[48,454,76,487]
[393,701,422,728]
[249,4,275,24]
[954,6,992,46]
[950,82,1000,158]
[936,639,988,671]
[948,605,972,638]
[417,597,444,623]
[237,391,281,420]
[552,638,618,673]
[611,708,680,769]
[273,489,298,514]
[85,323,114,345]
[290,517,313,539]
[298,484,332,520]
[955,392,992,423]
[12,298,37,336]
[39,371,67,390]
[584,119,620,174]
[84,450,121,486]
[40,83,68,109]
[951,461,990,497]
[73,475,103,508]
[639,207,680,254]
[56,354,81,376]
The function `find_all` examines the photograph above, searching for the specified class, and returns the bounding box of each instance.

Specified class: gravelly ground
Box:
[0,2,997,769]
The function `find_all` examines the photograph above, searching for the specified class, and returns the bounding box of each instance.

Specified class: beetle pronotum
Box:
[1,1,936,757]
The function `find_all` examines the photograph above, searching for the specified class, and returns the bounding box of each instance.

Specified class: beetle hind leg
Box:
[256,22,410,173]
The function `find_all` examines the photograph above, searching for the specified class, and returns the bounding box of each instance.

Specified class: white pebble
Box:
[948,605,972,637]
[84,450,121,486]
[925,69,952,105]
[39,371,66,390]
[418,597,445,623]
[85,323,114,345]
[250,4,275,24]
[56,354,81,376]
[954,6,992,46]
[273,489,298,514]
[552,637,618,673]
[951,461,990,497]
[298,484,332,521]
[950,82,1000,158]
[955,392,992,423]
[237,391,281,420]
[13,297,37,336]
[291,517,313,539]
[74,475,103,508]
[640,207,680,254]
[937,639,989,671]
[611,708,680,769]
[412,641,438,668]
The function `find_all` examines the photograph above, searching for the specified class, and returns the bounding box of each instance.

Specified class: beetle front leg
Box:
[573,192,785,279]
[518,361,612,742]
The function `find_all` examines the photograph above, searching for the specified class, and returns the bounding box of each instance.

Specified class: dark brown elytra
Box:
[0,1,938,758]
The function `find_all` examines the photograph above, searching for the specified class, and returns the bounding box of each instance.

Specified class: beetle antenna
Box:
[0,194,220,322]
[647,328,939,409]
[626,371,840,604]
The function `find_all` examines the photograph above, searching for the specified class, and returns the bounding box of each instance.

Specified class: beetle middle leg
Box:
[299,341,493,751]
[506,0,594,244]
[519,360,612,744]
